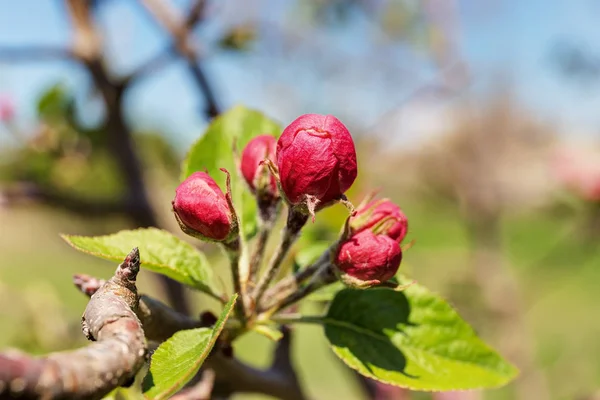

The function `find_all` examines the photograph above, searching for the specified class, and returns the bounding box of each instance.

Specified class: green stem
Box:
[261,264,336,316]
[252,207,308,306]
[269,314,326,325]
[223,238,246,323]
[259,253,330,311]
[247,223,272,292]
[247,196,281,291]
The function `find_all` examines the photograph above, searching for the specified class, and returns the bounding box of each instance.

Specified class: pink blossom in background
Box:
[552,147,600,202]
[0,95,15,122]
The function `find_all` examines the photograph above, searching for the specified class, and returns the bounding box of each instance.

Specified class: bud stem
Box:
[222,238,247,324]
[259,248,333,311]
[247,197,281,293]
[260,263,337,317]
[252,207,308,308]
[269,314,326,326]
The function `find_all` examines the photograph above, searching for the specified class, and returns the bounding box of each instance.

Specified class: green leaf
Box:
[37,83,69,118]
[61,228,222,300]
[142,295,237,400]
[181,106,281,239]
[323,286,518,391]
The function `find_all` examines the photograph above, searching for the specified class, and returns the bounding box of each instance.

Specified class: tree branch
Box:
[73,274,202,343]
[76,274,307,400]
[0,183,129,217]
[0,248,147,400]
[139,0,220,118]
[63,0,190,315]
[209,326,306,400]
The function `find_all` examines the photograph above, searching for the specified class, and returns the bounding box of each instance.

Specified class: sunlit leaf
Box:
[323,286,518,390]
[61,228,222,300]
[142,295,237,399]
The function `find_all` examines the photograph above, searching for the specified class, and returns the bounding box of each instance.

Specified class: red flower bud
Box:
[334,230,402,287]
[240,134,277,195]
[276,114,357,206]
[172,171,234,241]
[350,198,408,243]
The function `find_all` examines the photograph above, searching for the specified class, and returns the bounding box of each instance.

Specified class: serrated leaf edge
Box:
[324,287,519,391]
[60,228,221,297]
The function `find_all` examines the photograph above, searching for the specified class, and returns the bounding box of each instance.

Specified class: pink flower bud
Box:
[276,114,357,206]
[334,230,402,287]
[172,171,233,241]
[240,134,277,195]
[350,198,408,243]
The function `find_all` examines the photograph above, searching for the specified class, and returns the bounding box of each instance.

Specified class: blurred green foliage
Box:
[0,83,180,199]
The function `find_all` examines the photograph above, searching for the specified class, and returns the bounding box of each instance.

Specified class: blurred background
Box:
[2,1,600,399]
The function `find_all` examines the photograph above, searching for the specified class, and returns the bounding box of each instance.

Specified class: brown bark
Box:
[74,274,307,400]
[0,249,147,400]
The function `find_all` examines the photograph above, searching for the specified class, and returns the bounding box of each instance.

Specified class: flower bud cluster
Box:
[172,112,408,292]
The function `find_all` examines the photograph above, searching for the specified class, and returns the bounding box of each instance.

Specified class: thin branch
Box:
[140,0,195,55]
[123,48,175,85]
[0,248,147,400]
[66,0,102,62]
[208,327,306,400]
[184,0,207,27]
[139,0,220,118]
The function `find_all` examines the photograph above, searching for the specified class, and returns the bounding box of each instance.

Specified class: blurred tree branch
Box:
[138,0,220,118]
[62,0,191,315]
[0,47,75,61]
[0,0,226,315]
[0,183,128,217]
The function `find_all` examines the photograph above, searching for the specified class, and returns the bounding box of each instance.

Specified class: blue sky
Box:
[1,0,600,150]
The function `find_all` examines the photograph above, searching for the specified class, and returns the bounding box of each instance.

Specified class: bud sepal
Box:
[349,194,408,243]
